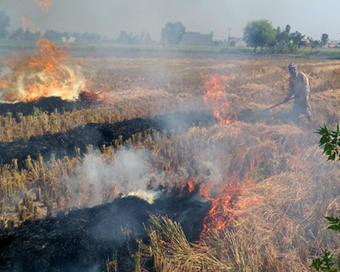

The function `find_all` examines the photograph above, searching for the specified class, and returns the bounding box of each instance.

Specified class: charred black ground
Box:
[0,110,218,167]
[0,100,299,168]
[0,194,211,272]
[0,96,88,118]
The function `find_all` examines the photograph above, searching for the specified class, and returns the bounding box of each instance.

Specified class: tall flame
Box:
[0,0,98,103]
[202,73,237,124]
[0,38,88,102]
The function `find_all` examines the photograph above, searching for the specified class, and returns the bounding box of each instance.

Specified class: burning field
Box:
[2,38,340,271]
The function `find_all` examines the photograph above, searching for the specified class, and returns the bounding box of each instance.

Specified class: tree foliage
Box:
[311,216,340,271]
[317,124,340,161]
[321,33,329,47]
[0,10,10,39]
[9,28,41,41]
[44,29,66,42]
[290,31,305,47]
[269,24,305,53]
[276,24,291,44]
[161,21,186,46]
[312,40,322,49]
[243,19,276,52]
[311,125,340,271]
[115,30,152,44]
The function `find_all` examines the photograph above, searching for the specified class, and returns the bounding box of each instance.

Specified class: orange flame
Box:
[181,177,199,195]
[22,17,39,32]
[181,176,266,234]
[201,177,267,233]
[79,89,107,105]
[202,182,241,231]
[34,0,54,12]
[22,17,28,31]
[202,73,237,124]
[0,38,95,102]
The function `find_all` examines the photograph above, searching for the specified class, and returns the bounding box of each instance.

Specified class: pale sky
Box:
[0,0,339,41]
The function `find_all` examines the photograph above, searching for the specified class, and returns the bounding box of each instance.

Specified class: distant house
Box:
[328,40,339,48]
[228,37,246,47]
[179,31,213,46]
[62,36,76,43]
[300,37,313,48]
[215,37,246,47]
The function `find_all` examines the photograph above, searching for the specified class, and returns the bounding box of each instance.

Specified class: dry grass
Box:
[0,89,179,142]
[1,56,340,270]
[142,214,228,272]
[139,123,340,271]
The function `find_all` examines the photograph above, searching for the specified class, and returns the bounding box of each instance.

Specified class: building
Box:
[179,31,213,46]
[228,37,246,47]
[328,40,339,48]
[300,37,314,48]
[62,36,76,43]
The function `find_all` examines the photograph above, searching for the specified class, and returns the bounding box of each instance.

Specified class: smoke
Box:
[62,137,218,209]
[0,67,10,77]
[63,148,154,207]
[127,189,162,204]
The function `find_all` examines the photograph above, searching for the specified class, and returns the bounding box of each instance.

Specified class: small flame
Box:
[79,89,107,105]
[181,176,266,234]
[202,73,237,124]
[22,17,28,31]
[201,177,267,233]
[22,17,39,32]
[34,0,54,12]
[181,177,199,195]
[202,182,240,231]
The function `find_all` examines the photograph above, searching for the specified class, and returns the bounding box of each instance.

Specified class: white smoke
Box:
[63,148,155,207]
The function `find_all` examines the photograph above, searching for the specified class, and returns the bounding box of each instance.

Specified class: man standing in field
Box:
[283,63,312,122]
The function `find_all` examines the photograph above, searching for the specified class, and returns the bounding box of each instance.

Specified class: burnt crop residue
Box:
[0,110,218,168]
[0,194,211,272]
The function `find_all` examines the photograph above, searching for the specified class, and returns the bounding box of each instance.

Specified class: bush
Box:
[311,125,340,271]
[269,42,298,54]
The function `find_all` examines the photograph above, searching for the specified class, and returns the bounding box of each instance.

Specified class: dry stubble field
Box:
[2,53,340,271]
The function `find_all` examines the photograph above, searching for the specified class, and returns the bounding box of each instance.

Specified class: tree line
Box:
[243,19,331,53]
[0,11,102,43]
[0,10,155,44]
[157,20,332,53]
[0,10,334,50]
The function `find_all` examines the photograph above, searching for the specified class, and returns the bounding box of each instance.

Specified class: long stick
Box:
[263,97,294,112]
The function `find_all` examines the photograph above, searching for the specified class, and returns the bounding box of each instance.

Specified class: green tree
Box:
[44,29,63,42]
[9,28,24,41]
[161,21,185,46]
[243,19,276,52]
[0,10,10,39]
[116,30,134,44]
[285,24,291,33]
[80,32,101,42]
[321,33,329,47]
[276,24,291,45]
[290,31,305,48]
[9,28,41,41]
[312,40,322,49]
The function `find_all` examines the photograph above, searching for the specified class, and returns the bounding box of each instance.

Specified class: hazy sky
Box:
[1,0,339,41]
